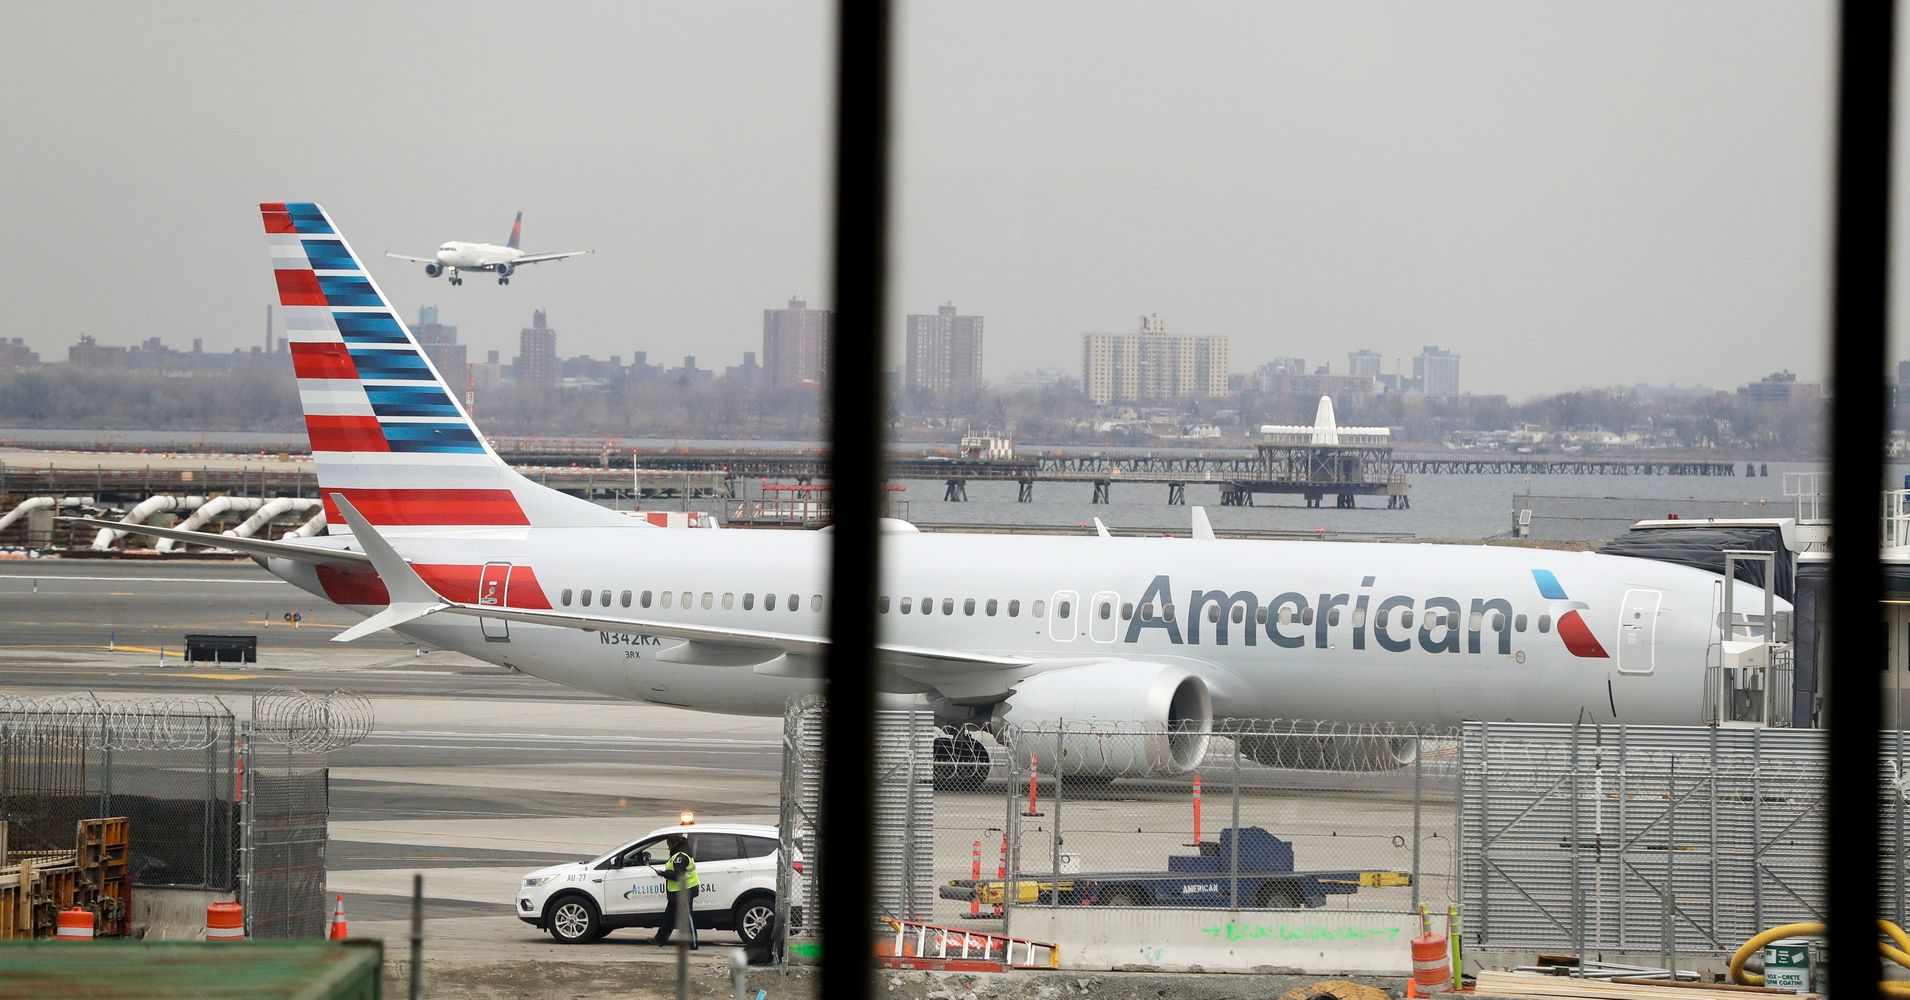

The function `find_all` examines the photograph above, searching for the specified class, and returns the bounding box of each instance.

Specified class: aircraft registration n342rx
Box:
[386,210,589,286]
[78,202,1786,778]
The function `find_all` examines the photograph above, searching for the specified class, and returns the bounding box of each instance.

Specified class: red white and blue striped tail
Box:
[261,202,624,532]
[506,210,523,250]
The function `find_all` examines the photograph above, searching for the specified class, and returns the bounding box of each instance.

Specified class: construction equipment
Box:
[0,818,131,939]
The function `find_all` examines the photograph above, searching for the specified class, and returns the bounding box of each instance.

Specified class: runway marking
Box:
[0,574,266,584]
[173,673,261,680]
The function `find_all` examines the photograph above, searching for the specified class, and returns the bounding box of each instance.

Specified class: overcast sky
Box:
[0,2,1860,398]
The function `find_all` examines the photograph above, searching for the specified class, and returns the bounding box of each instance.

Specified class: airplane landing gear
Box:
[498,276,510,286]
[449,276,464,286]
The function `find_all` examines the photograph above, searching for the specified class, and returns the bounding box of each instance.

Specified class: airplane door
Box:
[1089,591,1119,643]
[1616,588,1661,675]
[1050,591,1079,642]
[478,562,510,641]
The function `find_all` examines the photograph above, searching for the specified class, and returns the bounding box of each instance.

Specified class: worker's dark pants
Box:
[655,885,699,947]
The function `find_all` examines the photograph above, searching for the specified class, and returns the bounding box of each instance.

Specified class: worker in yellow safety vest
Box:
[652,833,699,949]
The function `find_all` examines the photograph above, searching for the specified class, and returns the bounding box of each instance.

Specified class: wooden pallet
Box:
[1473,972,1815,1000]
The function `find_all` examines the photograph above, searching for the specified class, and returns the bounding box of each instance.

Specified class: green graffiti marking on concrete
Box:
[1199,922,1405,944]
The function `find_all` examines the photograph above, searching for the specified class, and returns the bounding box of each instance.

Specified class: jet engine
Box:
[994,661,1211,777]
[498,263,516,278]
[424,262,443,277]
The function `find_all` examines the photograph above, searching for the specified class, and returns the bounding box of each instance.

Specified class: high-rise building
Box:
[1413,345,1462,399]
[763,297,833,389]
[0,337,39,369]
[517,309,557,390]
[905,303,985,394]
[412,306,467,386]
[1080,314,1228,405]
[1347,349,1383,378]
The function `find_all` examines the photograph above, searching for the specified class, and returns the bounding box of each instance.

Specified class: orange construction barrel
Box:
[1411,932,1450,993]
[55,908,94,941]
[204,901,245,942]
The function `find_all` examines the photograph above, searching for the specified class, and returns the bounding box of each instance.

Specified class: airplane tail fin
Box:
[260,202,626,532]
[506,211,523,250]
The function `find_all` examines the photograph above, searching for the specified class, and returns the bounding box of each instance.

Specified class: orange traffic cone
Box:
[329,895,348,941]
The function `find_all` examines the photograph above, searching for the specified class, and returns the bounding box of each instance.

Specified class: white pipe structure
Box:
[0,496,94,535]
[156,496,266,552]
[224,497,322,540]
[92,495,208,550]
[280,509,327,539]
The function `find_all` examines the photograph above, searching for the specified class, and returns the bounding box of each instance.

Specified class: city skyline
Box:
[0,3,1867,399]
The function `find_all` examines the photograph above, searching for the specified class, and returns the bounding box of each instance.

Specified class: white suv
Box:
[517,823,791,946]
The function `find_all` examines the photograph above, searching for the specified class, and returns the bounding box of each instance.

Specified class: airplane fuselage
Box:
[266,528,1758,726]
[434,242,522,272]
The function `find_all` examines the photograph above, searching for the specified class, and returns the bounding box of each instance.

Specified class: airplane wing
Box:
[61,516,369,566]
[325,494,1029,670]
[384,253,437,264]
[509,250,591,265]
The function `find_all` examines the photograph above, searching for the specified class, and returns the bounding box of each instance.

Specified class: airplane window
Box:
[1278,606,1292,624]
[1514,613,1527,632]
[1469,612,1483,630]
[942,598,954,615]
[1491,612,1506,630]
[1255,607,1267,625]
[765,593,777,611]
[1351,608,1366,628]
[1033,600,1047,618]
[789,594,800,611]
[1099,602,1112,621]
[1231,606,1244,624]
[986,599,998,616]
[681,591,692,608]
[1301,608,1314,626]
[964,599,976,616]
[1057,600,1071,619]
[1163,604,1175,623]
[878,596,890,614]
[621,591,632,608]
[701,593,713,610]
[1141,602,1154,620]
[1123,603,1134,621]
[1327,607,1340,626]
[745,593,756,611]
[642,591,653,608]
[1008,599,1020,617]
[1538,614,1552,633]
[1376,608,1388,628]
[1206,605,1220,624]
[1401,610,1413,629]
[582,589,593,607]
[813,595,823,612]
[922,597,933,615]
[661,591,674,609]
[601,590,611,608]
[722,593,734,610]
[561,589,573,606]
[900,597,912,613]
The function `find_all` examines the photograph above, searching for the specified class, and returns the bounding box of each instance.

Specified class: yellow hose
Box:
[1730,920,1910,994]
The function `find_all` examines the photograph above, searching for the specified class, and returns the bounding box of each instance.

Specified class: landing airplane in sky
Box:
[81,202,1785,777]
[386,211,589,286]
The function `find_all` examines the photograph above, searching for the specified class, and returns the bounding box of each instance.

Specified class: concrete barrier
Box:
[1009,908,1418,974]
[134,887,237,940]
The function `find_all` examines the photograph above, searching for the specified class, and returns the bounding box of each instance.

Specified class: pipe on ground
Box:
[92,495,208,550]
[0,496,94,535]
[157,496,266,552]
[280,509,327,539]
[225,496,322,540]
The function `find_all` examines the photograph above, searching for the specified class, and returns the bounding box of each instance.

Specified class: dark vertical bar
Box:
[1828,0,1891,993]
[824,0,889,996]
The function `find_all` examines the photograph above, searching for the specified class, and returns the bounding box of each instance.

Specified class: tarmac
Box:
[0,558,1430,999]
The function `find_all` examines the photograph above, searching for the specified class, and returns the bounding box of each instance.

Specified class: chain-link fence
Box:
[0,695,237,889]
[1458,721,1873,964]
[977,720,1459,933]
[777,697,936,962]
[240,688,371,939]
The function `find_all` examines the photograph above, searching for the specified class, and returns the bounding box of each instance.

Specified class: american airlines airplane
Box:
[81,202,1783,777]
[386,211,589,286]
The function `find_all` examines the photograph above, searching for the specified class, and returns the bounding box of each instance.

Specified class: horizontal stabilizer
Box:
[327,493,449,642]
[61,516,369,565]
[334,601,445,643]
